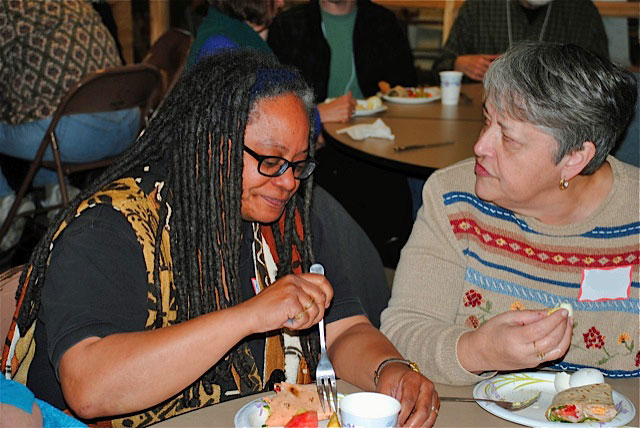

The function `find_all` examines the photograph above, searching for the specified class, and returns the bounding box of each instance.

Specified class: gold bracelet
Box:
[373,358,420,385]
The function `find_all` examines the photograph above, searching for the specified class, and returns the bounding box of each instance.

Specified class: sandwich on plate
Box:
[545,383,617,423]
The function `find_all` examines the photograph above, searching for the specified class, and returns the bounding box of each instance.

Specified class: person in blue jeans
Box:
[0,0,140,251]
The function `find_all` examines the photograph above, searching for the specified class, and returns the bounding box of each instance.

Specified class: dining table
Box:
[151,376,639,427]
[322,83,485,177]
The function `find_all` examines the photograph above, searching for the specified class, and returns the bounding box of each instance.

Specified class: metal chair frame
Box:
[143,28,193,113]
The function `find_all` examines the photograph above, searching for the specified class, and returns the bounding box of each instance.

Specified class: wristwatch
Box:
[373,358,420,385]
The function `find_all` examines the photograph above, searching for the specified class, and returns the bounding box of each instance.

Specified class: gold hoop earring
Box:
[559,178,569,190]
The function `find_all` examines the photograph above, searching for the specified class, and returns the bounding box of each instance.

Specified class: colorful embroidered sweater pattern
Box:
[381,157,639,385]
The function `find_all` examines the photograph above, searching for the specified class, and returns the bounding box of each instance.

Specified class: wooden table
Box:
[152,377,639,427]
[322,84,484,177]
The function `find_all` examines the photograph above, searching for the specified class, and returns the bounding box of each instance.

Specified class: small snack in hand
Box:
[546,383,617,423]
[327,411,340,428]
[548,302,573,317]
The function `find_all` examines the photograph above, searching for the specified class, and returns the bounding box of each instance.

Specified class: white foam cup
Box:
[439,71,464,105]
[339,392,401,428]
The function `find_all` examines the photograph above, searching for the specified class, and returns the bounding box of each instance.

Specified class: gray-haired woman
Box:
[381,42,639,385]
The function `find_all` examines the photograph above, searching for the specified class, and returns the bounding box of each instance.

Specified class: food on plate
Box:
[545,383,617,423]
[554,368,606,392]
[284,410,318,428]
[569,368,605,388]
[378,80,391,94]
[263,382,331,426]
[377,80,434,98]
[327,411,340,427]
[547,302,573,317]
[356,96,383,111]
[554,371,571,392]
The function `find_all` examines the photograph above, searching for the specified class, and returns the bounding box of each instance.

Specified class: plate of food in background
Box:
[378,81,441,104]
[354,96,387,116]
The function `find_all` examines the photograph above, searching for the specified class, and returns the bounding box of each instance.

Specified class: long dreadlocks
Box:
[15,49,319,397]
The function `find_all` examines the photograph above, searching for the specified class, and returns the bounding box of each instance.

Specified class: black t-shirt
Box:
[28,185,389,410]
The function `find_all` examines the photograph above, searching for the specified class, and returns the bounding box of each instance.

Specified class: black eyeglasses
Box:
[243,146,317,180]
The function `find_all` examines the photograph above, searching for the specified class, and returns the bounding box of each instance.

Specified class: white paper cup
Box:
[340,392,401,428]
[439,71,464,105]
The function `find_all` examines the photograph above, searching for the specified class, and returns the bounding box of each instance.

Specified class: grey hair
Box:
[484,42,637,175]
[247,73,316,138]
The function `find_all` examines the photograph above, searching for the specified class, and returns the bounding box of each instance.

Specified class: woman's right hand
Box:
[241,273,333,333]
[457,308,573,373]
[317,93,356,123]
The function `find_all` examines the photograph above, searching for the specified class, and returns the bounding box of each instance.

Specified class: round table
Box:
[151,376,640,427]
[323,84,485,177]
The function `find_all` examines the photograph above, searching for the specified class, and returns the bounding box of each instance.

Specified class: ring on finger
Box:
[431,405,439,415]
[533,341,545,361]
[304,298,314,310]
[294,309,307,320]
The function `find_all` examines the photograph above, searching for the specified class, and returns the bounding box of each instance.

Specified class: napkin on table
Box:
[336,118,395,141]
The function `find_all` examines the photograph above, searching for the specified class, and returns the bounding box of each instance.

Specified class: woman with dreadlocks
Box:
[3,49,438,427]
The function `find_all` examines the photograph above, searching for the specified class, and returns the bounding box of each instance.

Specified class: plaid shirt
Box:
[0,0,121,124]
[433,0,609,75]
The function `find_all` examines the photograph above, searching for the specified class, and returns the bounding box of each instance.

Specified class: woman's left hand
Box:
[376,363,439,427]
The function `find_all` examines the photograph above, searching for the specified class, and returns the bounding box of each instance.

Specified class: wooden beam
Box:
[149,0,171,45]
[375,0,638,19]
[107,0,134,64]
[374,0,464,10]
[593,1,639,18]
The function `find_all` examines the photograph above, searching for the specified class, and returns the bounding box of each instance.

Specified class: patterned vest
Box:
[2,177,310,427]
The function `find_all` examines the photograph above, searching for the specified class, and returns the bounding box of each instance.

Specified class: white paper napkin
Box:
[336,118,395,141]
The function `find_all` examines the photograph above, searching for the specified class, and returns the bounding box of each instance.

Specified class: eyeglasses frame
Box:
[242,146,318,180]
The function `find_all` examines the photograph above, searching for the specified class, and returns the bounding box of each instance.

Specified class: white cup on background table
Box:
[439,71,464,105]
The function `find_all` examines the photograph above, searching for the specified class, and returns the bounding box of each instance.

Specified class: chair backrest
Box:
[142,28,194,109]
[0,266,23,340]
[47,63,163,135]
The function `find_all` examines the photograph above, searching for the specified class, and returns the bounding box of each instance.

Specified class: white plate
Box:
[381,87,441,104]
[234,393,343,428]
[353,105,388,116]
[473,372,636,427]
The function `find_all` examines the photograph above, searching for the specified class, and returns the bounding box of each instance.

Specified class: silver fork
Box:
[440,391,541,411]
[310,263,338,414]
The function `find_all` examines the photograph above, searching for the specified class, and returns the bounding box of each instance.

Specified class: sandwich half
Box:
[546,383,617,423]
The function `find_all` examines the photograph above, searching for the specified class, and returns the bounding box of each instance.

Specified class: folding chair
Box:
[0,64,162,244]
[143,28,193,111]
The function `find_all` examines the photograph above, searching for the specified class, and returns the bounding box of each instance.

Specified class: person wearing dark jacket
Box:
[268,0,419,268]
[268,0,416,102]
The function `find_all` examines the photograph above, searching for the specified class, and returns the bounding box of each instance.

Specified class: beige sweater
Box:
[381,157,639,385]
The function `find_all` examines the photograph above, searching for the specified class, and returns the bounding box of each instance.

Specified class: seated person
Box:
[267,0,416,110]
[433,0,609,81]
[267,0,419,263]
[381,42,639,385]
[3,49,438,427]
[0,0,140,250]
[188,0,355,125]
